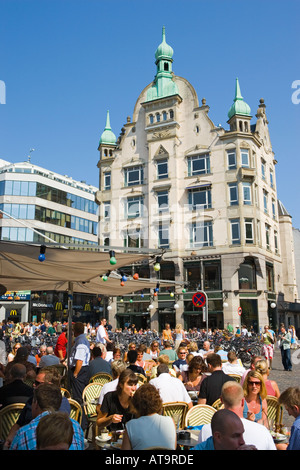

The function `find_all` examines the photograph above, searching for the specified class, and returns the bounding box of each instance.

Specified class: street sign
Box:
[238,307,242,316]
[192,291,206,308]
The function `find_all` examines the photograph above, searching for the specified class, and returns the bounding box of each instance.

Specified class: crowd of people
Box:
[0,317,300,451]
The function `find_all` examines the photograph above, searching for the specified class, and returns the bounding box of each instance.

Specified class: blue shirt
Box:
[192,436,215,450]
[70,333,90,368]
[10,411,84,450]
[288,415,300,450]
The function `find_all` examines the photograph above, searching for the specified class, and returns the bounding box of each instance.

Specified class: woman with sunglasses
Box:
[146,341,160,360]
[242,370,268,427]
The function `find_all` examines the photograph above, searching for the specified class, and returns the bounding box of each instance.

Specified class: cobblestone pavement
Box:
[268,346,300,428]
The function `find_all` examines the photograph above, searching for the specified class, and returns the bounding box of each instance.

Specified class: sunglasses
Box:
[248,381,261,386]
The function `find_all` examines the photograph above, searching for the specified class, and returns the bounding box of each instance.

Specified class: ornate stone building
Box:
[96,27,298,332]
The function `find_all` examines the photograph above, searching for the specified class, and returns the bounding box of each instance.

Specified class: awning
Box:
[0,241,180,295]
[186,182,211,190]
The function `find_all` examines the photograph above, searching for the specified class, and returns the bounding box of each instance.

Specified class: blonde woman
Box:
[242,370,268,427]
[174,324,185,352]
[255,359,280,398]
[7,342,21,362]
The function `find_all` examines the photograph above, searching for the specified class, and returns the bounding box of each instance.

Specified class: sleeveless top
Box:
[125,413,176,450]
[243,396,263,422]
[265,380,276,396]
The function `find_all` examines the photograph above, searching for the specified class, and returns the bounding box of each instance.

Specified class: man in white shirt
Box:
[149,363,193,409]
[198,380,276,450]
[96,318,111,345]
[222,351,246,377]
[199,341,214,359]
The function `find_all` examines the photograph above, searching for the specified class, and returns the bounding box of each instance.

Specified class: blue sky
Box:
[0,0,299,226]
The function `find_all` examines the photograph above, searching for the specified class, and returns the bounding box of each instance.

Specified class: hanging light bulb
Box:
[130,297,133,303]
[148,304,154,310]
[107,305,112,311]
[153,256,161,272]
[120,281,125,287]
[121,274,128,282]
[102,274,108,281]
[120,297,124,302]
[140,291,144,298]
[155,282,160,292]
[174,303,179,309]
[38,245,46,262]
[133,273,139,280]
[109,250,117,265]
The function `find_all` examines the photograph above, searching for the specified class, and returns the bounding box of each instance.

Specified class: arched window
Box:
[162,111,167,121]
[169,109,174,119]
[149,114,154,124]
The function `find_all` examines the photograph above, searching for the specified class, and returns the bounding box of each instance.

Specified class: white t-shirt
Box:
[96,324,107,344]
[222,361,246,377]
[98,378,119,405]
[198,417,276,450]
[149,373,192,405]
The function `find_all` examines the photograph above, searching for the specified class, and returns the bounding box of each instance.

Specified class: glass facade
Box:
[0,203,97,235]
[0,180,98,214]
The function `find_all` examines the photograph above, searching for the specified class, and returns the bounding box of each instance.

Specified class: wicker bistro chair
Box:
[266,396,283,430]
[227,374,242,383]
[82,383,103,439]
[184,404,216,428]
[61,387,71,398]
[68,398,82,426]
[211,398,224,411]
[89,372,112,385]
[0,403,25,442]
[162,402,189,430]
[136,373,147,385]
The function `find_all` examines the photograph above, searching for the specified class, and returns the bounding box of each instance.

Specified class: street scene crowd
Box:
[0,317,300,451]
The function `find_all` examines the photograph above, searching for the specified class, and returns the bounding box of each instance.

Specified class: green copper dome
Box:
[155,26,174,62]
[99,110,116,145]
[228,78,251,119]
[146,26,178,102]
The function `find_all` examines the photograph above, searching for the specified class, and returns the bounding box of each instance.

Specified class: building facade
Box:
[96,28,298,332]
[0,158,99,324]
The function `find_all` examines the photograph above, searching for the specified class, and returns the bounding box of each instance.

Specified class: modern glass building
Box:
[0,158,99,323]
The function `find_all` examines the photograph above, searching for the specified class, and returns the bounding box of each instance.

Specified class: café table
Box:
[176,429,200,450]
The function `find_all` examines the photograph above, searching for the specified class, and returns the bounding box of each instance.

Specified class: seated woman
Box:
[179,356,207,394]
[242,370,268,427]
[146,341,160,360]
[96,369,138,432]
[135,347,146,370]
[121,383,177,450]
[254,359,280,398]
[123,342,136,363]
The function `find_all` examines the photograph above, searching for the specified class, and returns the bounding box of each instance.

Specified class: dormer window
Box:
[164,62,169,71]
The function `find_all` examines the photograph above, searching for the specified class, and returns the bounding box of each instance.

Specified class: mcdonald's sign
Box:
[10,310,17,316]
[55,302,63,311]
[84,303,91,311]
